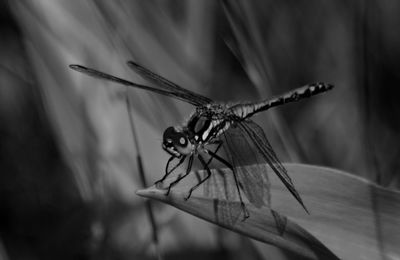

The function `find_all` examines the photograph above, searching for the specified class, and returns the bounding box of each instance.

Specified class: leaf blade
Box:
[137,165,341,260]
[137,163,400,260]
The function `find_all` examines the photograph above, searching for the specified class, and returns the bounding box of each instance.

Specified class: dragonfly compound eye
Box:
[163,126,187,146]
[163,126,178,139]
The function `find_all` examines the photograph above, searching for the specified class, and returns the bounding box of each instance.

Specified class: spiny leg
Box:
[205,149,250,220]
[165,154,194,196]
[184,154,212,201]
[155,155,186,185]
[167,156,186,175]
[155,156,174,184]
[205,140,223,166]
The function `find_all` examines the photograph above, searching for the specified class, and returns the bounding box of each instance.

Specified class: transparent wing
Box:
[238,120,308,213]
[221,123,271,208]
[203,167,243,227]
[203,166,287,233]
[202,130,289,231]
[69,64,211,106]
[127,61,212,105]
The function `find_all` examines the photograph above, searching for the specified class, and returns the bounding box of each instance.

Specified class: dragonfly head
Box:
[162,126,194,157]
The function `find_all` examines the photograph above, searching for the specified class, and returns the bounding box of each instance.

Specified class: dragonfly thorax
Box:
[187,111,233,144]
[162,126,194,157]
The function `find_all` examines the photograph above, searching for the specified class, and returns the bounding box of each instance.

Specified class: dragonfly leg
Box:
[155,155,186,185]
[205,140,223,166]
[155,156,174,184]
[205,149,249,220]
[184,154,211,201]
[204,149,233,171]
[165,155,193,196]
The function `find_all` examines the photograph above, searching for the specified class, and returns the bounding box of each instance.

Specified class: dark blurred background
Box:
[0,0,399,259]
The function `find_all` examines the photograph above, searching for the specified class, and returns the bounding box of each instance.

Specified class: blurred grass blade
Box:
[221,0,304,162]
[137,163,400,260]
[125,93,162,260]
[137,167,339,260]
[0,238,9,260]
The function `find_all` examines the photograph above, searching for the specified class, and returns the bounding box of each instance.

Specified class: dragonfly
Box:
[69,61,333,219]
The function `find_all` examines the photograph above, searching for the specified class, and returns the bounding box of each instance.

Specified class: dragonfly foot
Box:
[184,190,194,201]
[165,186,172,196]
[165,178,181,196]
[240,203,250,221]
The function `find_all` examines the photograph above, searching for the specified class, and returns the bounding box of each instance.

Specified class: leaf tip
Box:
[136,186,166,199]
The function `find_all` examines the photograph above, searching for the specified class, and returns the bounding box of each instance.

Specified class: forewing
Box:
[69,64,208,106]
[239,120,308,213]
[221,124,271,208]
[127,61,213,105]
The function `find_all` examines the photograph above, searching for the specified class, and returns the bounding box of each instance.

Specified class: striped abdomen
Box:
[229,82,333,119]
